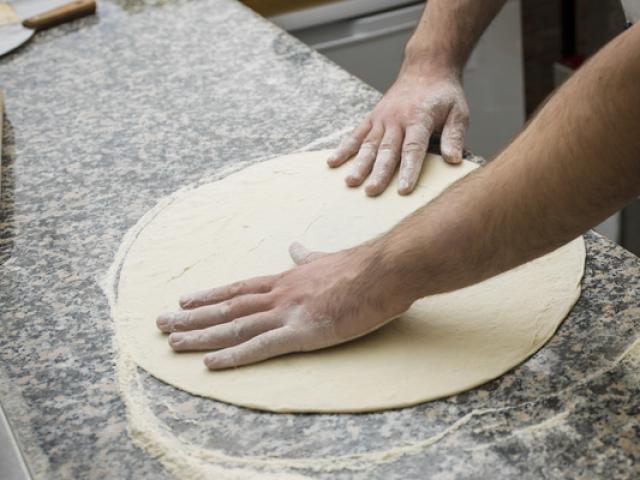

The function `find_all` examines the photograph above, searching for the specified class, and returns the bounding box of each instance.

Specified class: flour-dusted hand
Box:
[324,0,506,197]
[156,242,413,369]
[328,70,469,196]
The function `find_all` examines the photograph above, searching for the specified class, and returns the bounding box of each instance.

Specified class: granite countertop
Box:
[1,1,640,478]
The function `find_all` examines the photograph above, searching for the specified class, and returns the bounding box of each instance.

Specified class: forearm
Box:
[403,0,507,75]
[378,22,640,303]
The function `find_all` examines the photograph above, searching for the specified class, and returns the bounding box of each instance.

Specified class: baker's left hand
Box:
[156,242,412,370]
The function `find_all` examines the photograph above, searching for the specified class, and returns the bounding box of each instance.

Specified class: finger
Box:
[169,313,281,351]
[345,126,384,187]
[157,293,274,333]
[327,119,372,168]
[203,327,297,370]
[398,123,431,195]
[440,105,469,165]
[288,242,326,265]
[179,276,275,309]
[364,127,403,197]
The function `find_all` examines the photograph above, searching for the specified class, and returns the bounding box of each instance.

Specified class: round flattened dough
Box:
[113,150,585,413]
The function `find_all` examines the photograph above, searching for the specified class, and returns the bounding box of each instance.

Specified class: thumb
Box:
[440,105,468,165]
[289,242,326,265]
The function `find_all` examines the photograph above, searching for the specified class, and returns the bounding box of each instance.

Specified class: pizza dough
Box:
[111,150,585,413]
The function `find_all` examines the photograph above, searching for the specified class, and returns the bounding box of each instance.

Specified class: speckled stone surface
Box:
[1,1,640,478]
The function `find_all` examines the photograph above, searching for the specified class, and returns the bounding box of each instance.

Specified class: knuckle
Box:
[424,117,436,131]
[202,288,219,303]
[271,271,287,286]
[179,296,194,308]
[228,320,245,339]
[260,292,277,309]
[172,312,189,331]
[190,331,207,347]
[230,281,245,296]
[360,140,378,151]
[457,115,470,128]
[456,97,469,111]
[405,121,430,137]
[444,129,464,146]
[358,117,373,131]
[413,113,435,130]
[402,142,427,154]
[259,276,276,293]
[217,300,233,320]
[181,331,196,345]
[268,288,285,307]
[445,128,463,140]
[378,142,399,154]
[454,107,470,123]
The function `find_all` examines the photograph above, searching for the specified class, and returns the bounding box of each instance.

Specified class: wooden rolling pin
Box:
[23,0,96,30]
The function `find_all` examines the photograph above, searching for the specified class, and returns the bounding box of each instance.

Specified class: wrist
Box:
[351,238,428,312]
[402,42,464,78]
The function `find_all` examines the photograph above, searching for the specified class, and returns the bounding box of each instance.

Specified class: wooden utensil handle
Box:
[23,0,96,30]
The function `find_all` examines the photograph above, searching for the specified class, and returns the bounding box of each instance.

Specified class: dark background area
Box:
[522,0,625,114]
[522,0,640,254]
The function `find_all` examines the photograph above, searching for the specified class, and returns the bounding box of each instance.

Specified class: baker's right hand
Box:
[328,69,469,196]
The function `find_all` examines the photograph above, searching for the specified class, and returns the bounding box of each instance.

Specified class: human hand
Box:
[156,242,412,370]
[328,69,469,196]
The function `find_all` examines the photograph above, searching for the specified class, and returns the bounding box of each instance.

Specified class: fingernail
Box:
[289,242,304,257]
[204,355,217,370]
[345,175,358,187]
[365,182,379,196]
[169,332,184,344]
[156,315,169,330]
[179,295,192,307]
